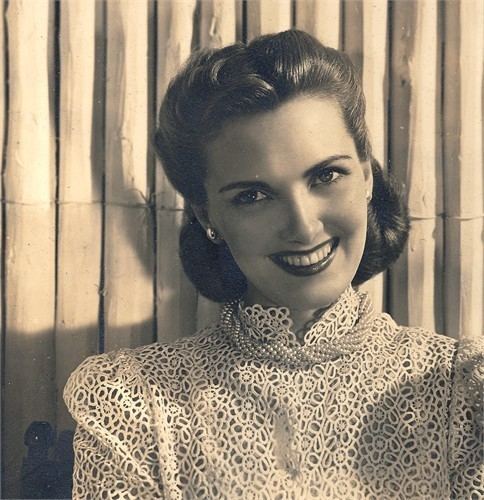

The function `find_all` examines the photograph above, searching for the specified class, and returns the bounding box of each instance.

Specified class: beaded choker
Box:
[220,290,374,368]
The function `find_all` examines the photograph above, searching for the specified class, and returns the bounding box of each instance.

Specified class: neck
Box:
[243,289,330,341]
[287,306,330,341]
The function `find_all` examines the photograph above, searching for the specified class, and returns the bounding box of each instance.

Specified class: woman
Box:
[64,30,483,499]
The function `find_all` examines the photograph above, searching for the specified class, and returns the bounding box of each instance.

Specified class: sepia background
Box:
[1,0,482,497]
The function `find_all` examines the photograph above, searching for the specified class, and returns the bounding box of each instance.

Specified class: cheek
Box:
[221,222,268,261]
[213,203,275,247]
[329,192,368,236]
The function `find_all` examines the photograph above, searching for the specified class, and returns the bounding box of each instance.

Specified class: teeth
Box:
[279,241,334,267]
[309,252,319,265]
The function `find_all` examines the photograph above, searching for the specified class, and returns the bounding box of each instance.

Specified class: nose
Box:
[278,192,323,245]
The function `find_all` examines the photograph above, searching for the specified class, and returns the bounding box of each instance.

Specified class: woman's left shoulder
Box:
[397,322,483,382]
[382,321,455,367]
[393,322,456,348]
[395,321,483,358]
[381,317,483,376]
[447,336,484,495]
[450,335,484,408]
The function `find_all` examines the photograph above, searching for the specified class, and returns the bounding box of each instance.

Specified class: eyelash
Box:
[231,166,348,206]
[311,166,347,186]
[232,189,270,206]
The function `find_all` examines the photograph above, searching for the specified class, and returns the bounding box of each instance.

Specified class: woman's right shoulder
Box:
[63,324,226,414]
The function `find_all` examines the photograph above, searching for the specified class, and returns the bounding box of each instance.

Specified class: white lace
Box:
[237,286,361,346]
[64,288,484,499]
[221,288,374,366]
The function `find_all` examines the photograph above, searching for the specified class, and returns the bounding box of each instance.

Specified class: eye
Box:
[312,167,344,186]
[232,189,269,206]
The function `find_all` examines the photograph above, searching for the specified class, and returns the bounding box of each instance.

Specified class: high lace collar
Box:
[220,287,375,367]
[237,287,363,349]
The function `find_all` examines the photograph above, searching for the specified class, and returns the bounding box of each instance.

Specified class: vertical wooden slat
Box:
[246,0,292,39]
[358,0,388,313]
[235,0,244,42]
[104,0,155,352]
[196,0,238,330]
[342,0,363,72]
[362,0,387,178]
[0,3,5,496]
[390,0,443,332]
[155,0,199,343]
[56,0,101,431]
[443,0,484,339]
[3,1,55,496]
[200,0,236,48]
[407,0,443,333]
[388,2,413,325]
[295,0,341,48]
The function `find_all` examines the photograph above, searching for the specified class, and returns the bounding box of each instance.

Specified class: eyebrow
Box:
[218,154,353,193]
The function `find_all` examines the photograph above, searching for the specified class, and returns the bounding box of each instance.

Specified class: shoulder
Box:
[389,322,483,405]
[394,322,456,348]
[452,335,484,379]
[370,316,479,393]
[127,324,232,380]
[447,337,484,493]
[130,323,229,363]
[63,325,227,420]
[394,323,483,371]
[368,312,458,369]
[390,322,458,366]
[450,336,483,413]
[63,346,149,430]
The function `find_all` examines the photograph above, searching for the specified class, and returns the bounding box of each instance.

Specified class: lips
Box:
[270,238,339,276]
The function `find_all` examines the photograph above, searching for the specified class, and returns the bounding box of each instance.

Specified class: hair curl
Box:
[154,30,409,302]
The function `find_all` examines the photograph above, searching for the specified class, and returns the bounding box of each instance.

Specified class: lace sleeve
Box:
[448,337,484,498]
[63,350,164,499]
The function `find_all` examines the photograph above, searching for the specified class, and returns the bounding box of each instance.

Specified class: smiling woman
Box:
[63,30,483,499]
[200,97,372,320]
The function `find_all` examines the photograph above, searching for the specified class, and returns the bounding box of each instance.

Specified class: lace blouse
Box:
[64,288,483,499]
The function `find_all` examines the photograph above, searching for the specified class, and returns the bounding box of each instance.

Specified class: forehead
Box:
[205,96,357,185]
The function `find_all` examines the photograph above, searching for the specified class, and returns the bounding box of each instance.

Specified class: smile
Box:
[270,238,339,276]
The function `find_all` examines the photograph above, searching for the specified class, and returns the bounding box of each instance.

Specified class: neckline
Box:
[220,287,375,367]
[238,287,362,347]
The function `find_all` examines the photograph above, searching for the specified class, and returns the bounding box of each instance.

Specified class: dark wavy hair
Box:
[154,30,409,302]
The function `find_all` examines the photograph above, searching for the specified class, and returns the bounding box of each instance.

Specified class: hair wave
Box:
[154,30,409,302]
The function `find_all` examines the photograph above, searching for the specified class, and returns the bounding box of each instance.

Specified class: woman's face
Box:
[201,96,372,311]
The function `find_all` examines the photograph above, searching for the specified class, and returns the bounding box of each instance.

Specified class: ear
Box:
[362,160,373,198]
[191,203,211,231]
[192,203,224,245]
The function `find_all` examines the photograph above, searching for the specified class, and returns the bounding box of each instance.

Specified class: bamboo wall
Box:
[1,1,482,497]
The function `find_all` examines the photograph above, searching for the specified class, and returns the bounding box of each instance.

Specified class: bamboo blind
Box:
[1,1,483,497]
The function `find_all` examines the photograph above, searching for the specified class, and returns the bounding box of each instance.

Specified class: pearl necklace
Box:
[220,293,374,368]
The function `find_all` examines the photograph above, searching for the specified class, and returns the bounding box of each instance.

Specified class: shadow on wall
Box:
[21,422,73,499]
[3,318,157,499]
[2,4,193,499]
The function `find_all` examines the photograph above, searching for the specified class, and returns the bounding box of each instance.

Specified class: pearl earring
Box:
[206,227,218,242]
[366,190,372,202]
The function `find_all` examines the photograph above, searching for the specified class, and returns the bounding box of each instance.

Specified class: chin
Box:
[281,282,350,311]
[248,275,353,312]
